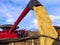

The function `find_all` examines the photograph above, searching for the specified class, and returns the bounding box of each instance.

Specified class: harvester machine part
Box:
[0,24,19,29]
[28,0,42,9]
[9,0,42,33]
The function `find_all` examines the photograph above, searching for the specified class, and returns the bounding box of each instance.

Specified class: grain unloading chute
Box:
[0,0,59,45]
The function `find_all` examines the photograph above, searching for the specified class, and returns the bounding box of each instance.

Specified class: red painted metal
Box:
[19,29,29,36]
[9,6,30,33]
[0,33,17,38]
[0,30,8,33]
[0,29,29,38]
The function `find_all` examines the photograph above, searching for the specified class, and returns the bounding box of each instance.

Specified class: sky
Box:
[0,0,60,31]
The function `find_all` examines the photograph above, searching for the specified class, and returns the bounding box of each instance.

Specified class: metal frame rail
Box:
[0,34,60,44]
